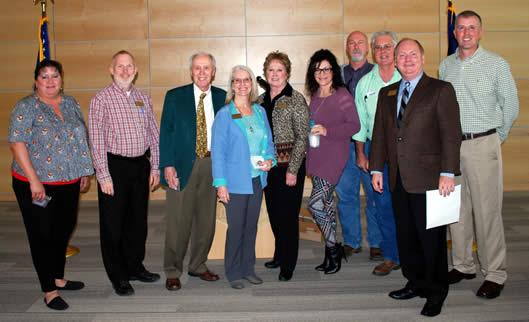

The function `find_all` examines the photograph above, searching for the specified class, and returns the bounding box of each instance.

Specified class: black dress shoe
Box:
[264,259,280,269]
[388,287,421,300]
[421,299,444,317]
[44,296,69,310]
[476,280,504,299]
[57,280,85,291]
[113,280,135,296]
[447,269,476,284]
[129,270,160,283]
[278,270,293,281]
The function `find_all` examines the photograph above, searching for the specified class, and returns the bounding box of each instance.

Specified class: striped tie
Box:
[195,92,208,158]
[397,81,410,126]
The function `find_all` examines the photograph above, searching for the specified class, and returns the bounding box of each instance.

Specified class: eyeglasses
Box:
[314,67,332,75]
[232,78,251,85]
[374,43,394,51]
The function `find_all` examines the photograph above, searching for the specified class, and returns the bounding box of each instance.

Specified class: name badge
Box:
[232,113,242,119]
[387,89,397,97]
[135,100,144,107]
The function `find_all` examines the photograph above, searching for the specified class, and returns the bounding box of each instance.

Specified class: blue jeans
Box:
[336,141,381,249]
[375,163,399,263]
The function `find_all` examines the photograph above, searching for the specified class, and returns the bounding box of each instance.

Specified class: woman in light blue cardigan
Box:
[211,65,276,289]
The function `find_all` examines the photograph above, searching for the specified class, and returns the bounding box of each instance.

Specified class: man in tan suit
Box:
[370,38,462,317]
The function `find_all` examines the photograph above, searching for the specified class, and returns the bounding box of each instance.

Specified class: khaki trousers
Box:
[449,133,507,284]
[163,157,217,278]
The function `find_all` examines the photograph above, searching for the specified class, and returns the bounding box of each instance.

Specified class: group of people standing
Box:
[8,9,518,318]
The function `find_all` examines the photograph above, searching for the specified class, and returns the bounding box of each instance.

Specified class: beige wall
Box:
[1,0,528,200]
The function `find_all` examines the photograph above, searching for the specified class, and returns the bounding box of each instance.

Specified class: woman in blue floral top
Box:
[8,60,94,311]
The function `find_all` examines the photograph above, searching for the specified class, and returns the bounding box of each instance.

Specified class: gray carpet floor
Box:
[1,192,529,321]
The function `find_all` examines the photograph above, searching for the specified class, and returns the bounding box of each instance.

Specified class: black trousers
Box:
[392,171,448,300]
[12,177,80,292]
[98,152,150,284]
[264,160,306,274]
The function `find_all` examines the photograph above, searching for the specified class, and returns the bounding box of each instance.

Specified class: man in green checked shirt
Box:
[439,10,519,300]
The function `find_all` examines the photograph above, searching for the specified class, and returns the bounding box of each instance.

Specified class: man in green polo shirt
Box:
[355,31,401,276]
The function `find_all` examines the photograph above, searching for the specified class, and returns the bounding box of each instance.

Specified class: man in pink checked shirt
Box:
[88,50,160,296]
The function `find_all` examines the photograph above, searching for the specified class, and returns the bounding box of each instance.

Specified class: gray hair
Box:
[225,65,259,104]
[370,31,398,49]
[189,51,216,70]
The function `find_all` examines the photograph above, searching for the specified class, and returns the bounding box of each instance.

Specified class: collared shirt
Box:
[342,62,374,99]
[88,82,160,184]
[439,46,519,141]
[397,72,423,118]
[193,84,215,150]
[354,64,401,142]
[8,94,94,182]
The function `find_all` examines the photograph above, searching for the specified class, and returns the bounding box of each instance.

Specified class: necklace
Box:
[242,114,258,134]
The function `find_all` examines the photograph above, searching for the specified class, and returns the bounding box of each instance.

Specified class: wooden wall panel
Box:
[54,0,148,41]
[0,2,43,41]
[149,0,245,38]
[344,0,439,33]
[55,40,150,89]
[515,80,529,126]
[443,0,529,31]
[503,136,529,191]
[247,0,343,36]
[0,42,42,91]
[247,35,344,86]
[480,32,529,79]
[150,38,246,88]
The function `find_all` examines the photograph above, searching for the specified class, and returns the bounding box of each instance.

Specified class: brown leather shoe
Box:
[476,280,504,299]
[188,270,220,282]
[343,245,361,257]
[369,247,384,261]
[165,278,181,291]
[372,260,401,276]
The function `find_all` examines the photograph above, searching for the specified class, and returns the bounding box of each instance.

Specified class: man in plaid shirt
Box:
[88,50,160,296]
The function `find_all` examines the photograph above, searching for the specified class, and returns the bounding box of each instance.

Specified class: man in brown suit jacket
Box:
[369,38,462,317]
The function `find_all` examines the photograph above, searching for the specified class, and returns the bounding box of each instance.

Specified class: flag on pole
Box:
[447,0,458,56]
[37,14,50,66]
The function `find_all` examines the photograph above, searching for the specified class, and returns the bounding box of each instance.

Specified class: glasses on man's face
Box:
[314,67,332,75]
[374,43,394,52]
[233,78,251,85]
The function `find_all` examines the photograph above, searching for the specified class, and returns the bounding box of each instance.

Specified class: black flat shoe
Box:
[388,287,421,300]
[421,299,444,317]
[264,260,280,269]
[112,280,135,296]
[57,280,85,291]
[44,296,69,310]
[129,270,160,283]
[278,270,293,281]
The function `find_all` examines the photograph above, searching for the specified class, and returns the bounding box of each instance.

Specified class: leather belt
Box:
[462,129,496,141]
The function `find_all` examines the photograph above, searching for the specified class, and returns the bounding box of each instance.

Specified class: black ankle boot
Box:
[324,243,345,274]
[315,246,330,271]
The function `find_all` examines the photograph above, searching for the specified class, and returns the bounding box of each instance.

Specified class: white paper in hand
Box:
[426,184,461,229]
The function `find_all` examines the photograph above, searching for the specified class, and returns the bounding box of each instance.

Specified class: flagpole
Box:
[34,0,80,258]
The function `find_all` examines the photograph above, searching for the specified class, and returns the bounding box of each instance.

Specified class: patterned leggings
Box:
[308,176,337,247]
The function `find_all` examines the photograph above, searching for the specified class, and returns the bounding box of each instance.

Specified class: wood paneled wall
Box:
[1,0,528,200]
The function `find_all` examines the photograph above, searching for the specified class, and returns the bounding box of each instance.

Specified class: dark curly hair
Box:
[304,49,344,96]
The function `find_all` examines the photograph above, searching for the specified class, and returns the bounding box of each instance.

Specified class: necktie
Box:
[196,92,208,158]
[398,81,410,126]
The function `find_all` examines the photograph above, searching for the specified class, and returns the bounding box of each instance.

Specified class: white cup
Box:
[309,133,320,148]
